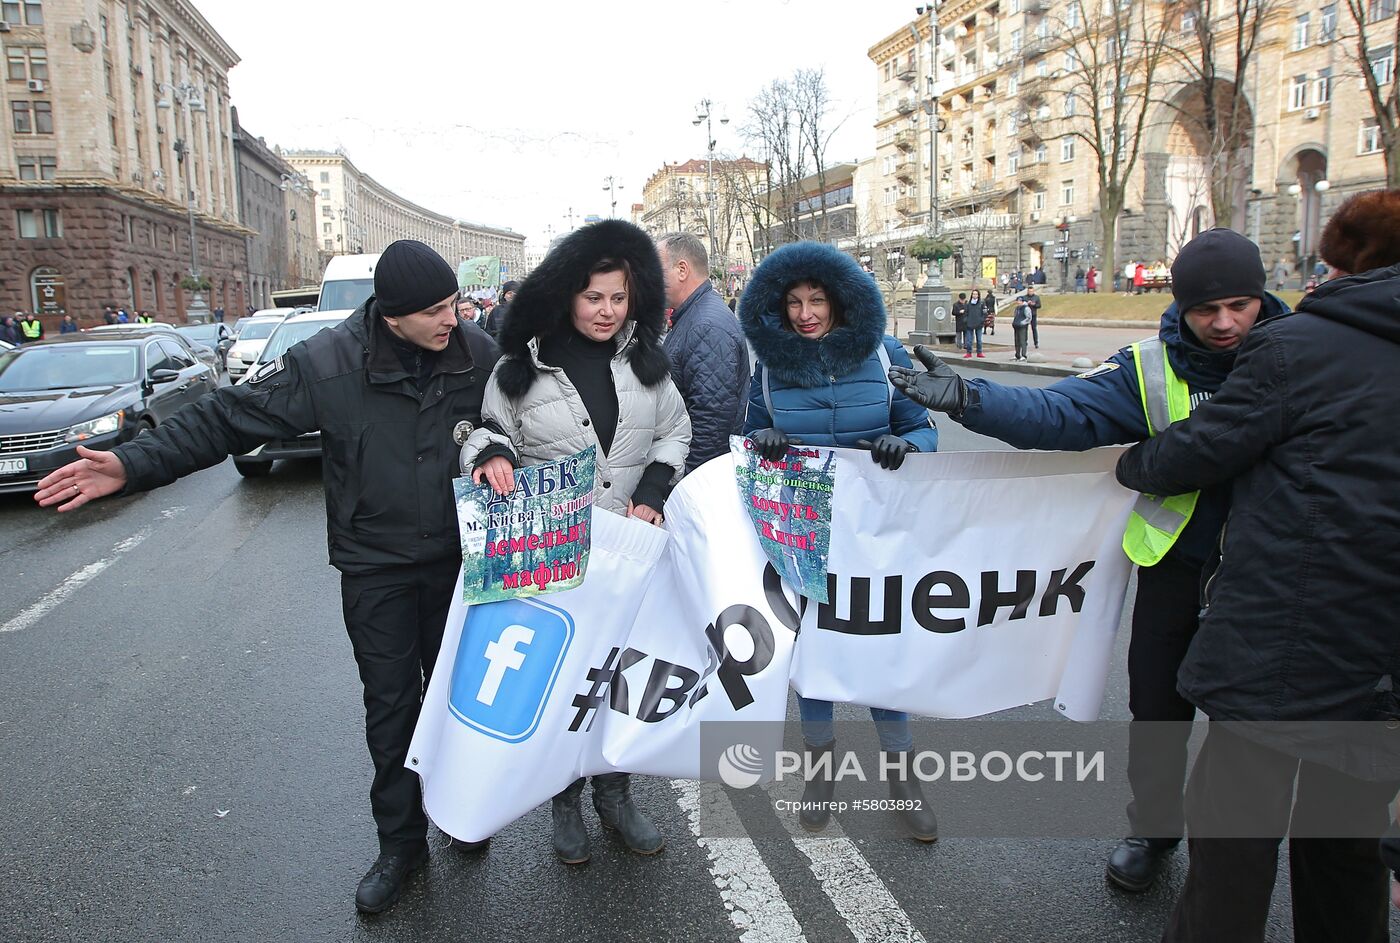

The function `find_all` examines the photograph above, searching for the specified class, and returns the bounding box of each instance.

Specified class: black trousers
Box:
[1125,555,1203,842]
[1165,723,1398,943]
[340,557,460,853]
[1013,324,1028,359]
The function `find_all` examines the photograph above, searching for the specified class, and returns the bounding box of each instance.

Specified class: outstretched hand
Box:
[472,455,516,496]
[34,446,127,512]
[887,345,969,415]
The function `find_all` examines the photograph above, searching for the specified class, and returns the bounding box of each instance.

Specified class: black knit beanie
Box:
[374,239,459,318]
[1170,228,1266,313]
[501,280,521,295]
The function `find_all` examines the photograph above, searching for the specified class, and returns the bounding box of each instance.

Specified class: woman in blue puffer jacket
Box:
[739,241,939,842]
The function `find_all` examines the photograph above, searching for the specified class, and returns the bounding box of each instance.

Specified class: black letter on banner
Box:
[762,563,807,633]
[638,661,700,722]
[1039,561,1096,617]
[978,570,1037,626]
[705,606,776,710]
[912,570,971,633]
[818,574,903,636]
[608,647,649,715]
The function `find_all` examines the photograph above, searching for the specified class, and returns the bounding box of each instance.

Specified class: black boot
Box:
[883,751,938,842]
[551,778,590,864]
[799,742,838,832]
[592,773,664,855]
[355,841,428,915]
[1105,836,1177,892]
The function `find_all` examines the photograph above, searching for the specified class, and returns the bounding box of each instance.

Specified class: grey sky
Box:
[198,0,916,244]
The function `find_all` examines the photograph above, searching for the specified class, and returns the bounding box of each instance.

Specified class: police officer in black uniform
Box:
[35,239,500,916]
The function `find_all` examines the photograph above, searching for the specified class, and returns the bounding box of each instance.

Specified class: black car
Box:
[0,333,219,494]
[175,323,234,371]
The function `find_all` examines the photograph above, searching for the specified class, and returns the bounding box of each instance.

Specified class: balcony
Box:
[895,160,917,184]
[894,129,917,151]
[895,196,920,216]
[1021,37,1048,58]
[896,98,917,115]
[1018,161,1046,181]
[1023,0,1048,13]
[896,62,917,83]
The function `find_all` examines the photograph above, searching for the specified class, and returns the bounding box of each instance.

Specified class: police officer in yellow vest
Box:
[136,310,154,325]
[19,313,44,342]
[889,228,1290,892]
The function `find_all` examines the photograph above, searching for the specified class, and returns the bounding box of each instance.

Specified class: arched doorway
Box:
[127,267,142,309]
[30,266,65,315]
[1289,148,1328,275]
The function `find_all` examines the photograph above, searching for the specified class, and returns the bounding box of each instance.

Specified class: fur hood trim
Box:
[739,241,886,387]
[496,219,668,398]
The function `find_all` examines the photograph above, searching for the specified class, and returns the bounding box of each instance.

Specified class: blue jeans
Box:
[962,326,983,354]
[797,694,913,752]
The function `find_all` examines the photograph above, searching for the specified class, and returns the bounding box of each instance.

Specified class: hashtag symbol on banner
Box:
[568,647,619,732]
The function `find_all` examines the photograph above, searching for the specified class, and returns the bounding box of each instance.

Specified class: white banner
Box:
[408,448,1135,841]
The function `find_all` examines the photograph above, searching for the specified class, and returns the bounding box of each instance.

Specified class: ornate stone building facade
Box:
[866,0,1395,289]
[639,157,768,275]
[232,112,317,309]
[0,0,251,324]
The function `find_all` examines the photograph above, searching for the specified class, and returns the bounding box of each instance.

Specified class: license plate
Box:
[0,457,28,474]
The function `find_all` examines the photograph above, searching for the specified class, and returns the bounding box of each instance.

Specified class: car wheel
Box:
[233,458,271,478]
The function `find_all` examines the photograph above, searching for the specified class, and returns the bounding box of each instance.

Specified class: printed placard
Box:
[730,435,836,603]
[453,447,596,603]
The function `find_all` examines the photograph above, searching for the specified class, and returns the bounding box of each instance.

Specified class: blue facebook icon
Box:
[448,598,575,743]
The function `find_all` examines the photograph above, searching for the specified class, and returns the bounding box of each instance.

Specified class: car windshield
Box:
[237,320,280,341]
[177,325,221,345]
[318,279,373,312]
[259,320,342,363]
[0,345,139,391]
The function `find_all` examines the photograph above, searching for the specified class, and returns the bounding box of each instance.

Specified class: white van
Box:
[317,253,380,312]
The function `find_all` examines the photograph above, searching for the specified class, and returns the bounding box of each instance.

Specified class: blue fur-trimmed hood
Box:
[739,242,886,387]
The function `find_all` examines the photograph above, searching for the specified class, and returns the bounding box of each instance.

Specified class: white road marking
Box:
[0,507,186,635]
[671,779,808,943]
[792,832,927,943]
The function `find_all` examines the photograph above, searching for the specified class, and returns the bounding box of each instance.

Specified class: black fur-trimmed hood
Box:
[495,219,669,398]
[739,241,887,387]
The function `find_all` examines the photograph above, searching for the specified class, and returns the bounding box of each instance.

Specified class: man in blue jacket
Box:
[889,228,1290,892]
[658,232,750,473]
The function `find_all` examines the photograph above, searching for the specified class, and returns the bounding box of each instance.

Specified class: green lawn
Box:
[1034,290,1304,321]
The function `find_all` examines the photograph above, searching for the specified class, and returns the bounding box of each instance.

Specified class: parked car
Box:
[232,309,352,478]
[79,326,220,376]
[0,333,219,494]
[0,339,12,351]
[176,323,234,371]
[225,314,289,381]
[86,322,176,333]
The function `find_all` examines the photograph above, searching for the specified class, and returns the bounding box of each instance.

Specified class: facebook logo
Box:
[448,598,575,743]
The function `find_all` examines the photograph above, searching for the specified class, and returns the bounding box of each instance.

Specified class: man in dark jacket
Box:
[33,240,501,916]
[483,279,518,339]
[0,315,21,346]
[889,228,1290,892]
[1116,192,1400,942]
[657,232,749,472]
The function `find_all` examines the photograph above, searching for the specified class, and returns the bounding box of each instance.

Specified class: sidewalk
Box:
[894,317,1156,377]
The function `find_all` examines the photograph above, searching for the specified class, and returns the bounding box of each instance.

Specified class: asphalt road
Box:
[0,365,1385,942]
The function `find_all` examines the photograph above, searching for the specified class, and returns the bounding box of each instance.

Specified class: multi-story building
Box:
[0,0,252,322]
[284,149,525,284]
[232,113,317,308]
[758,162,860,250]
[639,156,768,274]
[866,1,1394,289]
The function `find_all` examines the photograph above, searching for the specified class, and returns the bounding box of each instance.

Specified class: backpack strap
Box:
[875,342,893,410]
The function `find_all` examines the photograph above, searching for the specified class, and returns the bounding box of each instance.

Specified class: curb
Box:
[1039,318,1158,330]
[903,342,1080,378]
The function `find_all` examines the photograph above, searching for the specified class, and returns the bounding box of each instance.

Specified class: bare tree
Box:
[1342,0,1400,187]
[1026,0,1174,291]
[1166,0,1276,229]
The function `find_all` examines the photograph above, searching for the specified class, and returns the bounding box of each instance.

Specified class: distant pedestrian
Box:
[454,295,479,325]
[1075,266,1087,292]
[983,288,997,336]
[963,289,985,359]
[102,305,118,325]
[1024,285,1042,348]
[60,315,78,334]
[0,316,22,346]
[1011,293,1032,361]
[1087,266,1099,292]
[1000,272,1010,292]
[1272,258,1290,291]
[116,309,129,324]
[952,292,969,345]
[1133,262,1146,294]
[482,280,518,339]
[136,310,154,325]
[1033,266,1047,286]
[213,306,225,324]
[20,312,44,342]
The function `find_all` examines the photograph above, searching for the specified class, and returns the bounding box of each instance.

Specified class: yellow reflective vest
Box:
[20,318,42,340]
[1121,337,1200,566]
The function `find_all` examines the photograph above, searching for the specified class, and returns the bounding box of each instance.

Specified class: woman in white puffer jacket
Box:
[458,219,690,865]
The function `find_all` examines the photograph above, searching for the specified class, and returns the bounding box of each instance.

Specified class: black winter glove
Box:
[749,428,801,462]
[856,434,916,471]
[887,345,969,416]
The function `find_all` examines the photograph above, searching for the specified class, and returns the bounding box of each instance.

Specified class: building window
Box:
[11,101,31,133]
[323,222,332,234]
[1370,0,1397,21]
[1181,7,1197,32]
[33,100,51,133]
[6,48,24,80]
[1360,118,1382,153]
[1067,1,1082,28]
[1064,50,1079,72]
[1034,142,1047,163]
[1370,46,1395,86]
[324,238,333,250]
[1061,137,1075,161]
[1064,92,1076,117]
[319,171,329,183]
[1010,28,1022,53]
[2,0,42,25]
[320,188,330,199]
[1289,75,1308,110]
[29,47,46,80]
[322,205,333,218]
[1292,13,1310,50]
[1008,150,1021,175]
[1033,190,1046,212]
[104,60,114,96]
[16,208,59,238]
[1314,68,1332,104]
[1009,0,1020,12]
[1319,3,1337,40]
[1061,180,1075,205]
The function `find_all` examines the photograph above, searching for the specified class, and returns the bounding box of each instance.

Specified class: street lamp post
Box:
[157,80,209,322]
[693,99,728,278]
[912,5,953,345]
[602,176,625,218]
